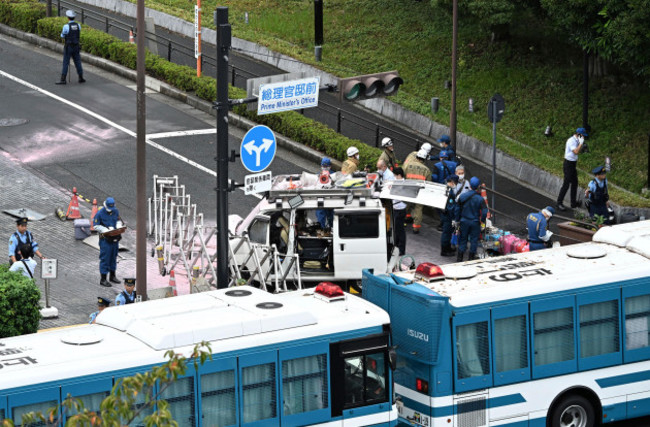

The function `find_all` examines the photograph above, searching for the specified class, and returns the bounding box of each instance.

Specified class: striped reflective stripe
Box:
[407,174,426,180]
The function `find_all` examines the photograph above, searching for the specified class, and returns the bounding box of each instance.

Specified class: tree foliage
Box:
[2,342,212,427]
[0,265,41,338]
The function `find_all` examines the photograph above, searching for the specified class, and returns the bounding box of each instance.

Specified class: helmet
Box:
[104,197,115,212]
[347,146,359,157]
[321,157,331,167]
[66,9,76,18]
[438,134,451,144]
[420,143,432,154]
[381,137,393,148]
[469,177,480,190]
[416,149,428,160]
[439,150,449,159]
[542,206,555,218]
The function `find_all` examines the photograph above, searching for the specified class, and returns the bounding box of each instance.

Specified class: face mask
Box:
[457,174,465,181]
[355,154,360,160]
[377,169,384,176]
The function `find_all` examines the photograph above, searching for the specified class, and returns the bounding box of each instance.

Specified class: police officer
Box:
[8,217,44,265]
[527,206,555,251]
[440,175,459,257]
[115,278,137,305]
[586,165,611,223]
[56,10,85,85]
[378,137,399,171]
[437,135,457,163]
[456,177,487,261]
[404,149,432,234]
[93,197,123,287]
[89,297,111,324]
[341,146,360,175]
[432,150,458,184]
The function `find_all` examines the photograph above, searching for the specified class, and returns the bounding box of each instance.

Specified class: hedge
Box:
[0,265,41,337]
[0,3,382,167]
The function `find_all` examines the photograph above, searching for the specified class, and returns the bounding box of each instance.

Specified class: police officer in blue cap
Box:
[55,10,85,85]
[93,197,122,287]
[437,134,456,163]
[527,206,555,251]
[585,165,611,223]
[440,174,459,256]
[8,217,44,265]
[456,177,488,261]
[89,296,111,324]
[115,278,137,305]
[432,150,458,185]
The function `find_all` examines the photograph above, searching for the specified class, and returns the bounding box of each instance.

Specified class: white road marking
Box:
[0,70,262,199]
[147,129,216,139]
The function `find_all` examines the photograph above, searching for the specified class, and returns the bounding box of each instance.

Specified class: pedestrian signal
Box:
[338,71,403,102]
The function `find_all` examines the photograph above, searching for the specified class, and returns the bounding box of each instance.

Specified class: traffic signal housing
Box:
[338,71,403,102]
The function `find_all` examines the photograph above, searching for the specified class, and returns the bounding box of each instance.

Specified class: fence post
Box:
[105,17,109,33]
[415,139,420,150]
[375,124,380,147]
[167,41,172,61]
[56,0,60,16]
[80,9,85,24]
[231,66,236,86]
[336,109,342,133]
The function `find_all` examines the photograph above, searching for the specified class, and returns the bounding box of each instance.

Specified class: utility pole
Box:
[450,0,458,152]
[135,0,147,300]
[582,50,590,133]
[215,7,231,288]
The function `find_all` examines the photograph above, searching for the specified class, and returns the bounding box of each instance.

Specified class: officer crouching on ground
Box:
[89,297,111,324]
[115,278,137,305]
[527,206,555,251]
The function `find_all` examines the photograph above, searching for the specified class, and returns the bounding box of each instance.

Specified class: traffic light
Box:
[338,71,403,102]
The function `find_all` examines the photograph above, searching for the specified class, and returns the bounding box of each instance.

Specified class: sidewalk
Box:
[0,151,175,329]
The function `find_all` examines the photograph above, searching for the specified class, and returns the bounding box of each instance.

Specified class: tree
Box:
[2,342,212,427]
[0,266,41,338]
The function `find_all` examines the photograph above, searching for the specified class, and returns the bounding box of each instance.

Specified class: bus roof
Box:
[0,286,389,391]
[393,220,650,308]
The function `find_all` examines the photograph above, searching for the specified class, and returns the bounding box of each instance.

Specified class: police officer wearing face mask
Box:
[93,197,123,287]
[556,127,587,211]
[56,10,85,85]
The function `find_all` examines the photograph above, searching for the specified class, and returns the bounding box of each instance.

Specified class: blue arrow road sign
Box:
[240,125,277,173]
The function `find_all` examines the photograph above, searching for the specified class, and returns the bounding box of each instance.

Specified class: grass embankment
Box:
[138,0,650,207]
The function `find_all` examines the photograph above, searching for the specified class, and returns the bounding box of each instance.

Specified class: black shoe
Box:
[441,248,456,257]
[456,252,464,262]
[405,216,413,224]
[79,76,86,83]
[468,253,477,261]
[556,203,567,212]
[571,200,582,208]
[109,273,121,284]
[100,275,111,287]
[436,224,443,232]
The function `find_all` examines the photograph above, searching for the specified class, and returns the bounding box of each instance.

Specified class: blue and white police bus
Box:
[362,220,650,427]
[0,285,398,426]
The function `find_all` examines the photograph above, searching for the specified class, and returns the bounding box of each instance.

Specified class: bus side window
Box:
[625,294,650,350]
[201,369,237,426]
[159,376,196,427]
[282,353,328,415]
[8,387,59,427]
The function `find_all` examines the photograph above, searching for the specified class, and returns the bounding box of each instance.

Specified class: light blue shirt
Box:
[9,258,37,278]
[588,177,607,192]
[115,290,136,305]
[8,230,39,258]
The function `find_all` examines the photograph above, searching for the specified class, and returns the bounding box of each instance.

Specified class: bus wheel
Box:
[549,395,595,427]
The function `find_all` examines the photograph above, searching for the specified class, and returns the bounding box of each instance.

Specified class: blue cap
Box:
[470,176,480,190]
[321,157,331,167]
[439,150,449,159]
[438,135,451,144]
[97,296,111,306]
[576,127,589,137]
[124,278,136,286]
[543,206,555,217]
[447,174,459,184]
[105,197,115,208]
[592,165,606,175]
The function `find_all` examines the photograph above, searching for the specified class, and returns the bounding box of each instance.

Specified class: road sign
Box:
[194,5,200,58]
[240,125,277,172]
[244,171,272,195]
[487,93,505,123]
[41,258,58,280]
[257,76,320,115]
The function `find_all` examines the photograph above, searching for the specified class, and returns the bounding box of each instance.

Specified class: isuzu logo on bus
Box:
[407,329,429,342]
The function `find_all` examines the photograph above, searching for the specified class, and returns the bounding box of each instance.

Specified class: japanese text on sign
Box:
[245,172,272,195]
[258,77,320,115]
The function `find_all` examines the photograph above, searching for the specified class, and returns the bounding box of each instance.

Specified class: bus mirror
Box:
[389,346,397,371]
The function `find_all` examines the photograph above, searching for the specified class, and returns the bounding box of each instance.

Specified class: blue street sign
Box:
[240,125,277,173]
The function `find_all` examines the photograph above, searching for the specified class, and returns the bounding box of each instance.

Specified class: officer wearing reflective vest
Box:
[341,146,360,175]
[378,137,399,171]
[586,165,611,223]
[527,206,555,251]
[456,177,487,261]
[115,278,137,305]
[404,148,432,234]
[56,10,85,85]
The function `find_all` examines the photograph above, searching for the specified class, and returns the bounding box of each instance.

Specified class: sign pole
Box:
[491,99,497,223]
[215,7,231,288]
[195,0,202,77]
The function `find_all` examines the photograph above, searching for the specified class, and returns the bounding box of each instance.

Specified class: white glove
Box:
[452,220,459,228]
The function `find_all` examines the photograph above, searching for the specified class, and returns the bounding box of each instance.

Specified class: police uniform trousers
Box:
[589,202,609,223]
[458,220,480,255]
[393,208,407,256]
[62,43,83,77]
[440,211,454,249]
[557,159,578,206]
[99,238,119,275]
[529,241,546,251]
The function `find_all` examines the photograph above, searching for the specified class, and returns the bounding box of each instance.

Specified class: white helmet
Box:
[381,137,393,148]
[66,9,76,18]
[420,142,432,154]
[347,146,359,157]
[416,149,428,160]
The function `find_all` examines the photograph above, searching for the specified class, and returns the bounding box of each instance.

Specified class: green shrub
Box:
[0,265,41,337]
[107,40,137,69]
[0,0,45,33]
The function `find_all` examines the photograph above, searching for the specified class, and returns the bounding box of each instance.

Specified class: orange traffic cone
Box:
[480,184,491,219]
[90,198,98,231]
[66,187,83,220]
[129,30,135,44]
[169,270,177,296]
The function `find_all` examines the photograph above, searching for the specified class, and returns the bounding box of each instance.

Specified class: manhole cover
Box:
[0,118,29,127]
